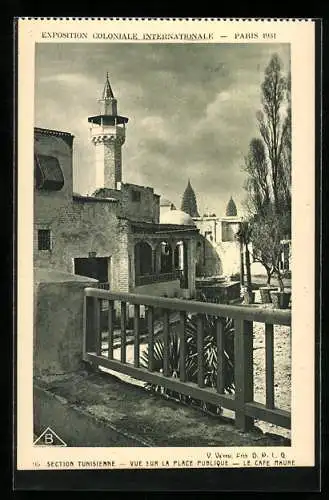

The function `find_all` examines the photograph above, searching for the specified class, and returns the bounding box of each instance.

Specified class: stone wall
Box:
[34,130,74,223]
[34,196,130,292]
[196,237,240,277]
[194,218,218,242]
[133,279,182,298]
[196,236,223,277]
[33,268,97,376]
[94,138,123,189]
[216,241,240,276]
[120,183,160,223]
[194,216,241,277]
[34,130,159,293]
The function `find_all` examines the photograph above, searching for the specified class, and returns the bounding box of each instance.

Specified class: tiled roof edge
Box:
[34,127,74,138]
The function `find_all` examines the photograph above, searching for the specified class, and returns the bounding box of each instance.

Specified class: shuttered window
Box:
[35,154,64,191]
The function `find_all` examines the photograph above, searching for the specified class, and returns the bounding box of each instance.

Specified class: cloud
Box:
[35,43,290,216]
[39,72,93,86]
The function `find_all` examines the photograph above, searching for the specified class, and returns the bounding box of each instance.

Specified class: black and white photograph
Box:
[15,18,317,476]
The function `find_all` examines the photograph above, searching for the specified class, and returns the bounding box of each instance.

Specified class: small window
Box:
[131,189,141,202]
[35,154,64,191]
[222,222,235,242]
[38,229,51,250]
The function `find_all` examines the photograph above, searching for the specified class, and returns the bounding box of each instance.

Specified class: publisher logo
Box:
[33,427,67,446]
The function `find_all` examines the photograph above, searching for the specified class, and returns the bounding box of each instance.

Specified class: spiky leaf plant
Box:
[140,298,235,414]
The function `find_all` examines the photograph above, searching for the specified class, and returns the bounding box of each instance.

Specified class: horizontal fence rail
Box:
[83,288,291,432]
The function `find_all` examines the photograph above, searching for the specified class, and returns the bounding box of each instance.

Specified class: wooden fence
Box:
[83,288,291,432]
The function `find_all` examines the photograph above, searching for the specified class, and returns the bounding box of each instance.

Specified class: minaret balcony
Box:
[91,124,126,143]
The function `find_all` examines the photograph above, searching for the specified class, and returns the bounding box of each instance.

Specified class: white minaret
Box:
[88,73,129,190]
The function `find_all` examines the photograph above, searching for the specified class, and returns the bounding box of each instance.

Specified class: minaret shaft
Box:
[88,74,128,190]
[93,136,123,188]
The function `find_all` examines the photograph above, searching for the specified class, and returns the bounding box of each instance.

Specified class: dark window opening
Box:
[131,189,141,202]
[74,257,109,283]
[38,229,51,250]
[134,241,153,276]
[35,154,64,191]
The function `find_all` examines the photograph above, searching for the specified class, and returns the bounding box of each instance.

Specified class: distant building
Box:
[34,75,199,298]
[160,197,176,220]
[162,187,242,277]
[193,198,242,278]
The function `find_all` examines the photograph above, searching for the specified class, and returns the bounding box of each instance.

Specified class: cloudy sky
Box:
[35,43,290,217]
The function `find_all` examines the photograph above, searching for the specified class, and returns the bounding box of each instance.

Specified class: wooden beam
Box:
[133,304,140,368]
[197,315,204,388]
[94,298,101,356]
[84,288,291,326]
[107,300,114,360]
[148,307,155,372]
[179,312,187,382]
[86,352,236,410]
[234,319,254,431]
[244,402,291,429]
[163,310,170,377]
[216,318,225,394]
[120,301,126,363]
[265,323,275,409]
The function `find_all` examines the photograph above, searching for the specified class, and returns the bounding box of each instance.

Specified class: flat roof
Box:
[34,127,74,138]
[73,195,118,203]
[128,220,199,233]
[34,267,98,284]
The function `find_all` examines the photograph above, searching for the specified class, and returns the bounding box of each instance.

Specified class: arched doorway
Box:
[160,241,173,274]
[134,241,153,277]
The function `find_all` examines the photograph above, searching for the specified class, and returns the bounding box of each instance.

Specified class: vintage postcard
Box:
[15,17,319,487]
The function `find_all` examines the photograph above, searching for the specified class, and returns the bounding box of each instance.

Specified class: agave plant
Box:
[140,296,235,414]
[184,312,235,392]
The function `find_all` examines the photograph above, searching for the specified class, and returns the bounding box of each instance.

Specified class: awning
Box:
[35,154,64,191]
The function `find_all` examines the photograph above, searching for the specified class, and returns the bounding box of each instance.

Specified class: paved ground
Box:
[96,287,291,441]
[36,371,290,447]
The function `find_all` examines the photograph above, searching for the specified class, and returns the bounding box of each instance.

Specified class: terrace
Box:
[33,268,291,446]
[83,288,291,434]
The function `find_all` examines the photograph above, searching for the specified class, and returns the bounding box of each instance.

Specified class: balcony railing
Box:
[83,289,291,432]
[95,282,110,290]
[135,270,181,286]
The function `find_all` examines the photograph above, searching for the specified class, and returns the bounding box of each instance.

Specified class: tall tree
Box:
[181,180,200,217]
[242,54,291,287]
[256,53,290,217]
[279,71,292,237]
[243,138,271,217]
[251,213,287,290]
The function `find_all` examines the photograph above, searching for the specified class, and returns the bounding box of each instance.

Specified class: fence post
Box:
[234,319,254,431]
[179,312,187,382]
[83,295,100,358]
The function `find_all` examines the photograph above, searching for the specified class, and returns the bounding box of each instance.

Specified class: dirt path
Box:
[99,288,291,440]
[251,321,291,439]
[100,320,291,440]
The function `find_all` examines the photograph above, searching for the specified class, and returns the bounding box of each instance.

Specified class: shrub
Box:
[140,298,235,414]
